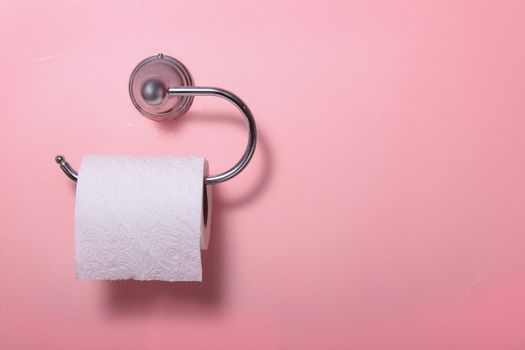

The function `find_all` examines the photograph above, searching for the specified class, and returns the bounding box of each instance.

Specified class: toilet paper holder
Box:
[54,53,257,185]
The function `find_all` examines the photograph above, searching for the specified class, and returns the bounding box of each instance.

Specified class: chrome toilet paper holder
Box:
[55,53,257,185]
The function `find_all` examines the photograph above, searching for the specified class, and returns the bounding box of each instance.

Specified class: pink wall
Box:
[1,1,525,349]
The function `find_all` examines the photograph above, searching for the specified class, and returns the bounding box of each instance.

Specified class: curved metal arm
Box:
[55,86,257,185]
[168,86,256,184]
[55,155,78,181]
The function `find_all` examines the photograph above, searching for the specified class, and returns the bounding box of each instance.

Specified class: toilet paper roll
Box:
[74,155,212,282]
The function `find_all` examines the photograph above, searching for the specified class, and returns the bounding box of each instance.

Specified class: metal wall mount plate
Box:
[129,53,194,121]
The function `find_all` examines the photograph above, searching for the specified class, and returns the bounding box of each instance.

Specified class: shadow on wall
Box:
[103,110,273,316]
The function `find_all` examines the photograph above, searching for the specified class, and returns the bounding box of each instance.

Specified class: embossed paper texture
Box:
[74,155,206,281]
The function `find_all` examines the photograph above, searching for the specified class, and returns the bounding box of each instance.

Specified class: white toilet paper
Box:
[74,155,212,282]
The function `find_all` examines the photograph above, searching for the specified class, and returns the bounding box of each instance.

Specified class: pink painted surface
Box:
[1,1,525,348]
